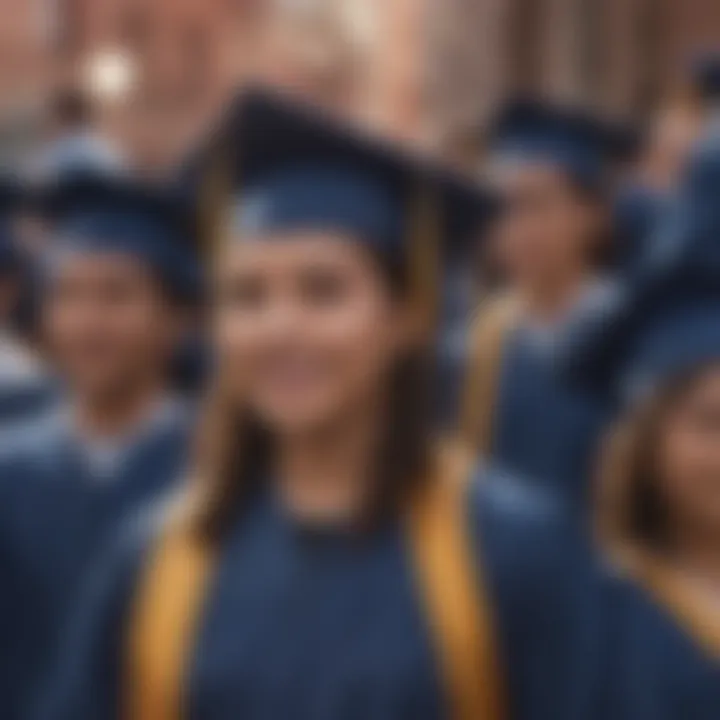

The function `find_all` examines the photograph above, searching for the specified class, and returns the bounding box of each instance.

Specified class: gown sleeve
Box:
[468,465,604,720]
[31,518,152,720]
[0,430,47,720]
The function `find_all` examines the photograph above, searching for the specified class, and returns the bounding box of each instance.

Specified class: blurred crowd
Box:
[0,2,719,720]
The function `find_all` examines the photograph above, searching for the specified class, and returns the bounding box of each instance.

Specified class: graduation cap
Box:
[181,87,497,322]
[560,278,720,408]
[40,172,201,303]
[560,137,720,408]
[487,98,636,191]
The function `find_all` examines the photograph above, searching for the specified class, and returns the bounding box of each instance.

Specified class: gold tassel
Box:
[456,292,520,455]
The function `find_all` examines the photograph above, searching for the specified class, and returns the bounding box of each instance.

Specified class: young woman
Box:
[563,138,720,718]
[596,359,720,720]
[33,90,591,720]
[460,99,625,510]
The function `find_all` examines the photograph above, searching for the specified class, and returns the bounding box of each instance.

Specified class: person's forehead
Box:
[217,229,378,270]
[48,248,155,281]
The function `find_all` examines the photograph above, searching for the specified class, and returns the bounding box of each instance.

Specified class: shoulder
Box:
[0,412,65,488]
[467,462,568,540]
[149,397,197,448]
[76,496,168,620]
[466,462,594,596]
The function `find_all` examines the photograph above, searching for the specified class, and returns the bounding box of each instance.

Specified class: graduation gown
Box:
[0,402,193,720]
[589,567,720,720]
[490,323,607,509]
[33,467,594,720]
[0,377,57,426]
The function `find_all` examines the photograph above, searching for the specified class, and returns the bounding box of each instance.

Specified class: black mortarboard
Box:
[182,87,497,319]
[488,98,635,190]
[561,134,720,407]
[40,172,201,302]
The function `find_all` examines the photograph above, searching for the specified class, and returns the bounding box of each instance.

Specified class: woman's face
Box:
[489,162,601,287]
[656,367,720,539]
[214,232,414,435]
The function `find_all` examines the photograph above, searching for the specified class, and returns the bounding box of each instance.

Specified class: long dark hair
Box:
[597,368,712,553]
[190,251,434,542]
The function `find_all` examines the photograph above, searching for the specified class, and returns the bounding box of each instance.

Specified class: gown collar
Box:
[619,549,720,659]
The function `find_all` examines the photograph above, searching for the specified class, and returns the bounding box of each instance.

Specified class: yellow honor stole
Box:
[627,551,720,660]
[458,294,520,456]
[126,456,505,720]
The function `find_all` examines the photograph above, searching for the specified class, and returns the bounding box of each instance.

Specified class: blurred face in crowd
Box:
[489,161,603,289]
[43,253,181,400]
[655,366,720,542]
[214,232,414,437]
[643,103,701,192]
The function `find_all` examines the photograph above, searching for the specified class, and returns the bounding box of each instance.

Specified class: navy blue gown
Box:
[34,468,593,720]
[491,324,608,510]
[590,569,720,720]
[0,402,193,719]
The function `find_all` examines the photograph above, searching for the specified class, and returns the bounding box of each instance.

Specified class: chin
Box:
[255,402,344,437]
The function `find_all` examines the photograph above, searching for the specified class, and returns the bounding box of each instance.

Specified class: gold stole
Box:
[629,553,720,660]
[125,506,215,720]
[458,294,520,456]
[125,458,505,720]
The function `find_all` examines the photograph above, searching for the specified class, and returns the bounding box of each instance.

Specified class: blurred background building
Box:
[0,0,719,172]
[430,0,720,157]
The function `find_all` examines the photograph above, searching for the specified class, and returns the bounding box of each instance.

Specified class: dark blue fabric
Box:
[40,174,200,301]
[490,328,607,510]
[590,571,720,720]
[619,298,720,402]
[559,135,720,406]
[489,99,632,190]
[48,212,199,301]
[0,377,57,426]
[34,466,594,720]
[235,166,405,261]
[493,138,603,191]
[0,407,192,719]
[181,87,496,266]
[613,184,665,276]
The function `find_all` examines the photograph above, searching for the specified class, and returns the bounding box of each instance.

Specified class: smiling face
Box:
[213,231,416,437]
[488,161,603,287]
[43,252,181,401]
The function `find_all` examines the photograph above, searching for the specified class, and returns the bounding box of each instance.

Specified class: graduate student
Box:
[563,285,720,720]
[561,140,720,720]
[596,303,720,720]
[35,88,592,720]
[0,174,199,719]
[459,99,627,509]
